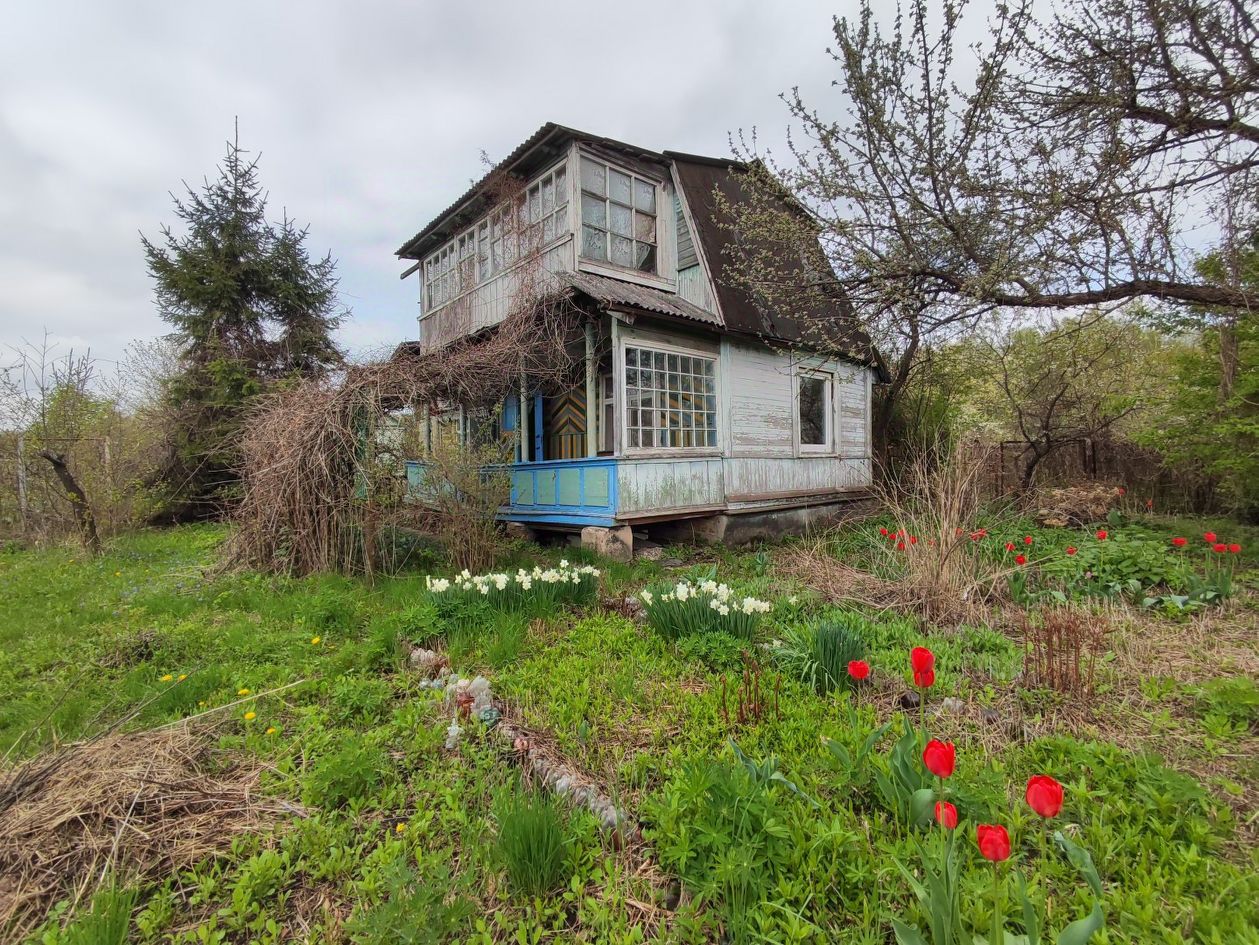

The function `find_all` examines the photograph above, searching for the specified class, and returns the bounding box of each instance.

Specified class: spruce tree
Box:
[142,131,344,517]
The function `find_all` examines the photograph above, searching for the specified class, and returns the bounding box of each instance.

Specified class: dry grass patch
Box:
[0,722,302,939]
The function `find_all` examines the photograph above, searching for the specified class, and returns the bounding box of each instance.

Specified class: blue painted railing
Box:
[404,457,619,528]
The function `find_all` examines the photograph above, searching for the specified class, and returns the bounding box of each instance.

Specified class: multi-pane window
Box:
[624,345,717,449]
[580,156,657,273]
[797,371,833,451]
[424,163,568,311]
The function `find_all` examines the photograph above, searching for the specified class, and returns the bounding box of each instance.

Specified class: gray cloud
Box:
[1,0,856,366]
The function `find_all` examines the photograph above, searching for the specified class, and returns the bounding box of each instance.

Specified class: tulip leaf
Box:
[1056,903,1104,945]
[891,917,931,945]
[910,787,936,826]
[1053,831,1103,899]
[1016,872,1042,945]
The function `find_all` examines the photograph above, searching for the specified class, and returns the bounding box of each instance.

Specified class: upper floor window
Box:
[424,162,568,311]
[624,344,717,450]
[580,156,657,274]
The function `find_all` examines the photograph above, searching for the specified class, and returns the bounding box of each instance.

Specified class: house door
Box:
[546,388,586,459]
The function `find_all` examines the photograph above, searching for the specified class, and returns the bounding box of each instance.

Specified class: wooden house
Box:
[395,123,886,555]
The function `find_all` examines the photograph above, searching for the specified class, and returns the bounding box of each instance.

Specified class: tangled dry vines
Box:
[227,169,587,576]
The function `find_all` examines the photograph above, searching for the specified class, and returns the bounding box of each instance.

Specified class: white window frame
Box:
[620,338,720,455]
[578,155,661,276]
[795,368,836,455]
[422,160,569,313]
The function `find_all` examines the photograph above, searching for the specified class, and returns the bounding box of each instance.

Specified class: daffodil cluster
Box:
[639,579,771,641]
[425,560,600,612]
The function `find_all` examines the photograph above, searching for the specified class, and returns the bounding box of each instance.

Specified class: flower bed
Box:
[425,561,600,613]
[639,579,772,641]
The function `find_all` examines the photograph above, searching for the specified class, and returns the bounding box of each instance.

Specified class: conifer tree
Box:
[142,130,344,517]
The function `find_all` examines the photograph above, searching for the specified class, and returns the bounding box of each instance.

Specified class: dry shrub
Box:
[225,302,582,577]
[875,442,1013,622]
[0,724,301,938]
[1030,482,1122,527]
[407,436,513,573]
[1021,606,1109,699]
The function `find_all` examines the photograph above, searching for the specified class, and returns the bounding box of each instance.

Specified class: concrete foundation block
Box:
[581,524,634,562]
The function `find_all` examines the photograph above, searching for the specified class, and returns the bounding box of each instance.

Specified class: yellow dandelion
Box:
[198,700,207,707]
[160,674,173,682]
[395,822,407,833]
[243,711,256,721]
[114,571,121,577]
[310,636,322,645]
[178,674,187,681]
[237,688,251,696]
[265,726,277,735]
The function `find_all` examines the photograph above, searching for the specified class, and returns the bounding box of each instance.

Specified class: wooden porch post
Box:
[518,373,527,462]
[533,392,545,462]
[585,320,597,457]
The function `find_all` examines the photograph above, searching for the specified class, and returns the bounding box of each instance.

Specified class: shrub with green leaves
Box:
[638,579,771,642]
[675,630,748,670]
[304,736,389,807]
[495,787,571,897]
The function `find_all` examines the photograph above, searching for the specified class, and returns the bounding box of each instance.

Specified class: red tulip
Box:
[1203,532,1217,543]
[1117,487,1126,496]
[1024,535,1033,545]
[897,541,906,551]
[923,739,955,778]
[1171,537,1187,547]
[1228,543,1241,554]
[1005,541,1016,552]
[976,824,1011,862]
[896,530,905,538]
[913,668,936,688]
[1065,546,1077,556]
[847,660,870,680]
[1213,543,1226,553]
[909,535,918,545]
[1015,554,1027,566]
[1095,529,1108,541]
[1025,775,1064,818]
[910,647,934,673]
[934,801,958,829]
[879,527,889,536]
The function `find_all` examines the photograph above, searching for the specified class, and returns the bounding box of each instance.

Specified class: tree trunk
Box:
[38,449,101,555]
[1218,317,1238,403]
[1018,445,1048,495]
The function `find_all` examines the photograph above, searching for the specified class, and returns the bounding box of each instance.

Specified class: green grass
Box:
[2,522,1257,944]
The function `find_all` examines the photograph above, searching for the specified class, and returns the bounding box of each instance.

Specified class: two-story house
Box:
[395,123,886,555]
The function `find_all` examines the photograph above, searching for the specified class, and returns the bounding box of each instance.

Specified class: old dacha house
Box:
[396,124,886,556]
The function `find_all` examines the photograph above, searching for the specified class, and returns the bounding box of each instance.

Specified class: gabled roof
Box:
[668,153,887,378]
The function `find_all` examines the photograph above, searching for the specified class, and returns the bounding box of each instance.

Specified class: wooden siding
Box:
[677,265,716,312]
[617,457,725,516]
[725,456,870,505]
[675,195,698,269]
[838,364,871,458]
[727,340,795,455]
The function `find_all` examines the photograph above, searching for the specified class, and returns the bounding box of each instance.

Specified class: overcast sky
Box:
[0,0,885,369]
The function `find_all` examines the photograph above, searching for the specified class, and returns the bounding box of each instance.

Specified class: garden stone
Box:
[898,690,922,711]
[981,707,1002,726]
[937,696,965,715]
[407,647,444,679]
[636,540,664,561]
[661,557,684,568]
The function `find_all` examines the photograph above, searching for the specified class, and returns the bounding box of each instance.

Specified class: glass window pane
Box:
[634,179,656,213]
[611,235,633,267]
[635,242,657,273]
[609,203,632,237]
[634,211,656,243]
[541,177,554,214]
[582,225,607,261]
[667,353,679,372]
[799,376,827,445]
[554,167,567,204]
[581,196,606,227]
[706,429,717,447]
[628,428,639,448]
[542,215,554,243]
[654,351,666,371]
[609,168,632,204]
[581,157,606,196]
[626,347,638,367]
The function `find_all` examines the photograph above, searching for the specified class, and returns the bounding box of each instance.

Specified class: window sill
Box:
[620,449,722,461]
[578,258,676,292]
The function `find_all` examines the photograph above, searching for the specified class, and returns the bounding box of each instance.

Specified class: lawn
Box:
[1,517,1256,944]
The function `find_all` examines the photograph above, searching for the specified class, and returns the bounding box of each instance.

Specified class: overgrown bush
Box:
[494,788,571,897]
[304,736,390,808]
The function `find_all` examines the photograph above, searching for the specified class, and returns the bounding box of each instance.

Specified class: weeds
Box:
[495,787,571,897]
